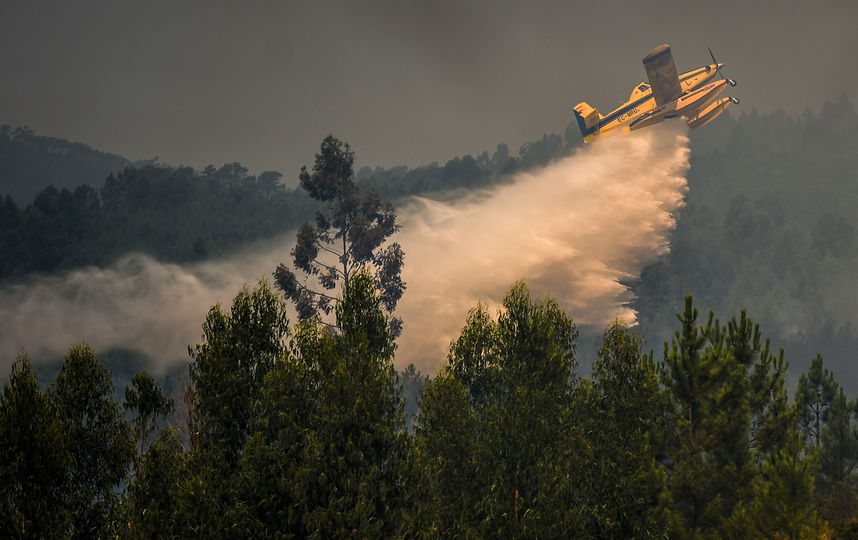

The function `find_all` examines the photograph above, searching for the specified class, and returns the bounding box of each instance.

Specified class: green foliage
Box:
[796,353,839,447]
[415,282,578,537]
[0,162,314,281]
[188,280,289,461]
[356,132,580,200]
[120,426,185,539]
[660,296,795,536]
[0,354,69,537]
[9,113,858,535]
[51,344,133,538]
[1,122,579,288]
[632,95,858,393]
[408,373,480,536]
[792,354,858,528]
[5,281,858,536]
[739,429,825,539]
[294,269,407,537]
[819,388,858,503]
[228,352,311,536]
[578,320,672,537]
[232,268,407,537]
[122,371,176,537]
[179,280,290,535]
[125,370,174,458]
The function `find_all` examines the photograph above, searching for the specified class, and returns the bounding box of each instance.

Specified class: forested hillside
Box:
[631,94,858,387]
[0,128,576,283]
[0,125,130,204]
[0,164,314,280]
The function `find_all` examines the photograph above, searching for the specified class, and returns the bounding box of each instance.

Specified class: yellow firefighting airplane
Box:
[573,45,739,143]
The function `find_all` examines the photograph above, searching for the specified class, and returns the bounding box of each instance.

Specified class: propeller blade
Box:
[708,47,735,86]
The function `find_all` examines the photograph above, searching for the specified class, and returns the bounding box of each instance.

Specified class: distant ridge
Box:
[0,125,132,204]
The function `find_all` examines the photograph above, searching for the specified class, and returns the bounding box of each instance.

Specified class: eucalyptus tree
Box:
[0,354,69,537]
[274,135,405,333]
[179,280,290,536]
[122,371,175,536]
[581,320,672,538]
[51,344,133,538]
[415,282,578,537]
[231,269,407,537]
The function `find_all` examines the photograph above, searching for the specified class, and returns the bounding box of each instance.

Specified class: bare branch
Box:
[315,242,344,259]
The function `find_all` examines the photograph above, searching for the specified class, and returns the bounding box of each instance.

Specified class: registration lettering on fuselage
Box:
[618,107,639,123]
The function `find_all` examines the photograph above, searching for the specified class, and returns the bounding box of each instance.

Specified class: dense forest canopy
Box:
[631,94,858,389]
[4,275,858,537]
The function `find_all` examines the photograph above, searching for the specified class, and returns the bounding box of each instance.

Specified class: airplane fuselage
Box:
[584,64,720,142]
[573,46,739,143]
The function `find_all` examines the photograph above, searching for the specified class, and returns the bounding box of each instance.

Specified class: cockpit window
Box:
[638,83,650,91]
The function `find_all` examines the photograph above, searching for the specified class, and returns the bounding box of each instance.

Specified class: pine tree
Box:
[796,354,838,447]
[728,310,793,458]
[818,387,858,524]
[820,388,858,487]
[739,430,825,539]
[660,296,750,535]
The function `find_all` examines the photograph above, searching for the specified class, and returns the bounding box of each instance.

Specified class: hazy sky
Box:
[1,0,856,182]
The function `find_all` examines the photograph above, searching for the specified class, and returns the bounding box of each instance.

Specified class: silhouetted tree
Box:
[274,135,405,334]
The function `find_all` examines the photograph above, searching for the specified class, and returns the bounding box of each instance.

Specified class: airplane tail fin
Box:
[573,102,601,141]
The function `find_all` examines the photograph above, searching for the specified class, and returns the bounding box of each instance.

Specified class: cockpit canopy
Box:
[629,82,651,101]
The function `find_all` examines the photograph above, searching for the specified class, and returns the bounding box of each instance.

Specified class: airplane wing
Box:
[642,44,682,107]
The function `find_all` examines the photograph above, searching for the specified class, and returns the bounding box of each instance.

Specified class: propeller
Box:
[730,97,740,104]
[708,48,737,86]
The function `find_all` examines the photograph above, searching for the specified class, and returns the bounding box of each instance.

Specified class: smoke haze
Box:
[0,124,690,376]
[1,1,855,179]
[0,248,282,374]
